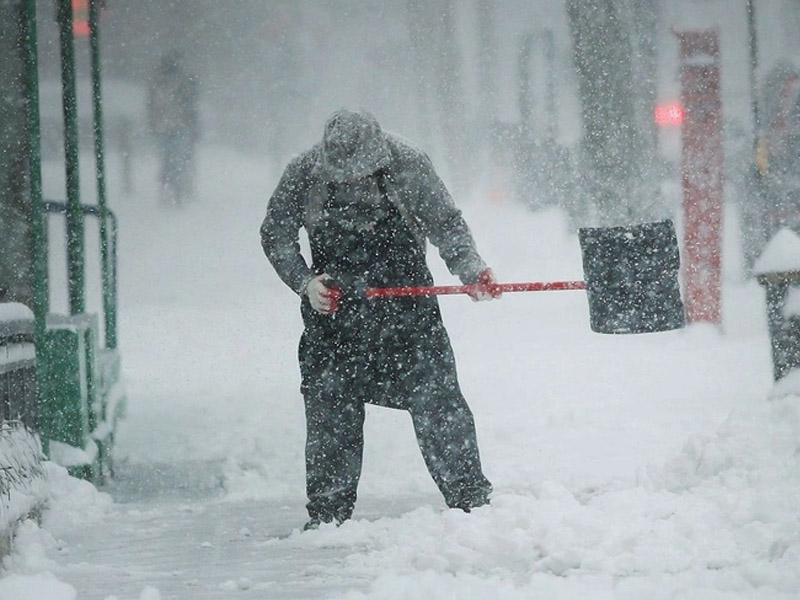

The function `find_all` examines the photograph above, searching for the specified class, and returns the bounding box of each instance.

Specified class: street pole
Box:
[88,0,115,349]
[517,33,534,124]
[56,0,85,315]
[21,0,47,340]
[747,0,760,139]
[21,0,48,452]
[544,29,557,141]
[676,29,724,325]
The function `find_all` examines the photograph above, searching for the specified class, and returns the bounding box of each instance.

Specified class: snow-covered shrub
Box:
[0,422,47,557]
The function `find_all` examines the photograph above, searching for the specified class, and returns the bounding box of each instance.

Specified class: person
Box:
[260,109,500,530]
[146,51,200,205]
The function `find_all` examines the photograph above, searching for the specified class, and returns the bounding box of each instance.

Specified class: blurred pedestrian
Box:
[147,51,199,205]
[260,109,500,530]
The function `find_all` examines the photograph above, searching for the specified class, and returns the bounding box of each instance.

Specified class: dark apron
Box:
[299,171,461,409]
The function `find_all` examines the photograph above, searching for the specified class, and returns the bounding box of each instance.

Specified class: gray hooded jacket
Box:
[260,110,487,294]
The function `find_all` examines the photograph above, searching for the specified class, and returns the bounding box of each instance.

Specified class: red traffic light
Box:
[72,0,89,37]
[655,102,685,126]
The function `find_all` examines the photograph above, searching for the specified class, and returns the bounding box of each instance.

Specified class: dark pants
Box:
[299,299,492,522]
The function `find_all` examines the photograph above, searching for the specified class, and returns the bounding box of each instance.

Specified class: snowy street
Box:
[4,143,799,599]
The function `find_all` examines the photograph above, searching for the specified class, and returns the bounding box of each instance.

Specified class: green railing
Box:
[38,200,122,482]
[17,0,125,480]
[43,201,119,350]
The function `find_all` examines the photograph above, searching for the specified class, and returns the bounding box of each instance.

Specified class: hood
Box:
[316,110,391,183]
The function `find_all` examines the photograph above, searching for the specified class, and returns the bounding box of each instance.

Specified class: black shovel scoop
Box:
[365,219,685,335]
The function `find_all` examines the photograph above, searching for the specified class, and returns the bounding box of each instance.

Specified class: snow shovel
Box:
[365,219,685,335]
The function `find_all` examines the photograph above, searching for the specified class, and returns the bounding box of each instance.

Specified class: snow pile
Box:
[0,423,47,536]
[0,303,34,322]
[783,287,800,318]
[48,440,100,470]
[39,463,113,532]
[772,369,800,398]
[0,463,112,598]
[271,395,800,599]
[753,228,800,275]
[0,571,76,600]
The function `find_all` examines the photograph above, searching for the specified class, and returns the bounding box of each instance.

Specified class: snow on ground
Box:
[2,142,797,599]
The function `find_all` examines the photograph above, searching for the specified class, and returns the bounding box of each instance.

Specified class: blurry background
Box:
[28,1,796,161]
[26,0,800,269]
[3,4,799,596]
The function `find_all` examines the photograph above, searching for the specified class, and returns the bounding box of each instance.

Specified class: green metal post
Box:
[746,0,761,140]
[56,0,85,316]
[21,0,47,341]
[21,0,49,455]
[88,0,115,349]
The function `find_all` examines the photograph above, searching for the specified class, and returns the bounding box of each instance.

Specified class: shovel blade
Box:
[578,219,685,334]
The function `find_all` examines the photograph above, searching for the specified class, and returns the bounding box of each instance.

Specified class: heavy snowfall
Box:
[2,0,800,599]
[4,140,797,600]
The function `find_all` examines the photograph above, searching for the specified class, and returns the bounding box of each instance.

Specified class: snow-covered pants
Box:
[298,176,492,522]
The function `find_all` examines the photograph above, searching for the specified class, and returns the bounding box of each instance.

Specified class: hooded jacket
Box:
[260,111,487,294]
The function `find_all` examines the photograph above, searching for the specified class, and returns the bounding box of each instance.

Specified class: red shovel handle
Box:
[365,280,586,299]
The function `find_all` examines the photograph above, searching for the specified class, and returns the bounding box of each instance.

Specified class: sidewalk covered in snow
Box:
[2,143,797,600]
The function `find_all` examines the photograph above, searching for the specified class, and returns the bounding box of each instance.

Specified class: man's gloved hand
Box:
[469,268,502,302]
[304,273,342,314]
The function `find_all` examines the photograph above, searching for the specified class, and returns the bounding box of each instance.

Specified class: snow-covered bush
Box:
[0,422,47,557]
